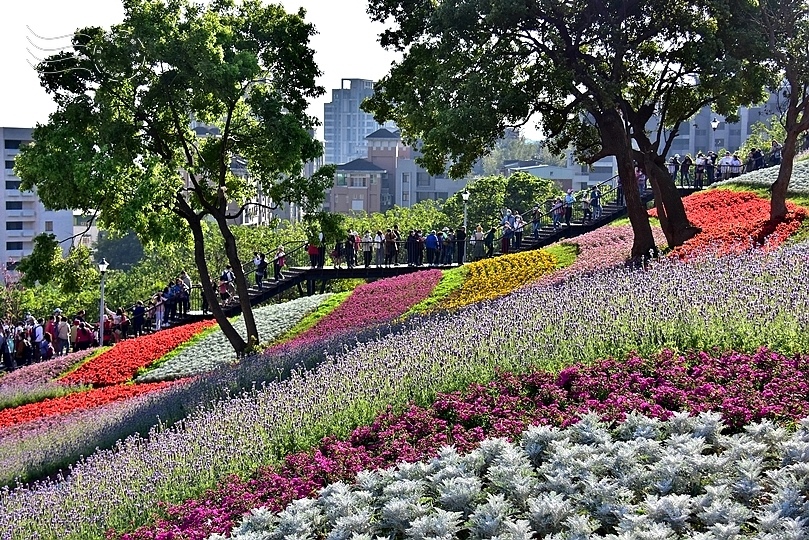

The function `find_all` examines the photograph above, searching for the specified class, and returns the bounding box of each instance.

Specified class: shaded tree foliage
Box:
[14,0,333,352]
[365,0,768,257]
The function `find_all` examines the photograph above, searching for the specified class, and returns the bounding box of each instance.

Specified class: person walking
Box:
[273,246,286,281]
[255,253,268,290]
[484,226,495,258]
[563,189,575,227]
[513,214,525,248]
[362,231,373,268]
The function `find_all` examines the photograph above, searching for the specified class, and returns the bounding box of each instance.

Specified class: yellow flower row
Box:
[440,249,558,309]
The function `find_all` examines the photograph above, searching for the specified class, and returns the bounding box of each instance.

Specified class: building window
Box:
[5,181,21,190]
[4,140,23,150]
[402,192,409,202]
[81,235,91,246]
[416,192,430,202]
[336,173,347,186]
[4,160,15,170]
[5,202,22,210]
[45,221,53,232]
[6,222,23,231]
[350,177,367,187]
[5,261,19,271]
[416,172,430,186]
[436,192,448,201]
[402,173,410,183]
[6,242,23,251]
[370,174,377,185]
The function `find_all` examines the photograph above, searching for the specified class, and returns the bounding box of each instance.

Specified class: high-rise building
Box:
[323,79,394,165]
[1,127,73,271]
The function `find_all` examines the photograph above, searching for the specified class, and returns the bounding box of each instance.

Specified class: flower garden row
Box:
[122,346,809,540]
[217,412,809,540]
[3,235,809,539]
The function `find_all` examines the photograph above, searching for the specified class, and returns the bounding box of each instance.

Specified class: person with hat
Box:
[718,151,733,180]
[668,155,680,182]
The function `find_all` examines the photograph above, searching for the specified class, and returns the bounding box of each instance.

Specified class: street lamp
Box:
[98,257,109,347]
[461,189,470,263]
[710,117,720,152]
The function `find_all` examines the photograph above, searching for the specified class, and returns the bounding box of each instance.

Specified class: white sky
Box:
[0,0,541,140]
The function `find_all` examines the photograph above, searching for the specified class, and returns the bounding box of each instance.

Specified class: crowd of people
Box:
[0,306,136,371]
[312,225,477,269]
[667,141,782,188]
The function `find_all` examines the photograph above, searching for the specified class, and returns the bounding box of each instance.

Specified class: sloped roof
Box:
[337,158,386,172]
[365,128,400,140]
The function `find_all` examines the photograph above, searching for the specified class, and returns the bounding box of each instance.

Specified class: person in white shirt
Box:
[718,151,734,180]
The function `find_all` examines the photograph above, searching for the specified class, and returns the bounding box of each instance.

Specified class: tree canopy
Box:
[364,0,769,256]
[14,0,333,352]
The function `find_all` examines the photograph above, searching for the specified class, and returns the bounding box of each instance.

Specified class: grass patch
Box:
[270,291,352,345]
[402,266,469,318]
[0,384,90,412]
[543,243,579,269]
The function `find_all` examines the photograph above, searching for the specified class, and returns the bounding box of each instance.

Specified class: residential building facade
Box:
[328,159,385,213]
[2,127,73,270]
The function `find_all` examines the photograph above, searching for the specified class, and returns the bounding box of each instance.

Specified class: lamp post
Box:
[461,189,470,263]
[98,258,109,347]
[710,117,719,148]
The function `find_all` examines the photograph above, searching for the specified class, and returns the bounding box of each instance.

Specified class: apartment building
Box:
[323,79,395,165]
[2,127,73,270]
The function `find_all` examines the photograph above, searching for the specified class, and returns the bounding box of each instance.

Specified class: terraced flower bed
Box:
[649,189,806,258]
[439,249,557,309]
[122,347,809,540]
[60,320,218,386]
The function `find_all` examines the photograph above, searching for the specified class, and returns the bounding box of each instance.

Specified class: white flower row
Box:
[136,294,331,382]
[712,159,809,193]
[217,412,809,540]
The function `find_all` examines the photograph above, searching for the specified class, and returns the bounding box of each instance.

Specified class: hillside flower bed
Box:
[4,245,809,539]
[61,320,218,386]
[266,270,442,354]
[0,349,94,410]
[712,158,809,193]
[649,190,806,258]
[440,250,557,310]
[123,347,809,540]
[0,380,178,431]
[137,295,331,383]
[529,225,667,289]
[220,412,809,540]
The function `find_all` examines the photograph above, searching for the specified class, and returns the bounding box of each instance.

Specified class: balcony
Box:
[4,230,35,238]
[4,210,35,218]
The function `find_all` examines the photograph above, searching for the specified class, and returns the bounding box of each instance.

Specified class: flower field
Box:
[266,270,443,354]
[137,295,331,383]
[0,380,177,430]
[439,249,558,309]
[218,412,809,540]
[119,347,809,540]
[712,158,809,193]
[649,189,806,258]
[3,237,809,538]
[0,349,93,410]
[0,187,808,540]
[60,320,218,386]
[529,225,667,289]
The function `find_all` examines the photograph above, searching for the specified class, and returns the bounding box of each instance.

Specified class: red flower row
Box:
[0,381,176,430]
[651,190,806,258]
[60,321,217,386]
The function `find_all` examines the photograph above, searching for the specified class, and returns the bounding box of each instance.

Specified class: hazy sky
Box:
[0,0,401,137]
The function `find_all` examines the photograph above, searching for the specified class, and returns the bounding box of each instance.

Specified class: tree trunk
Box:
[188,217,248,353]
[771,130,798,220]
[599,110,657,259]
[642,153,701,247]
[216,216,259,351]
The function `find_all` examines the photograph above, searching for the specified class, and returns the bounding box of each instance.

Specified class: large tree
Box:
[14,0,333,353]
[756,0,809,219]
[365,0,767,257]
